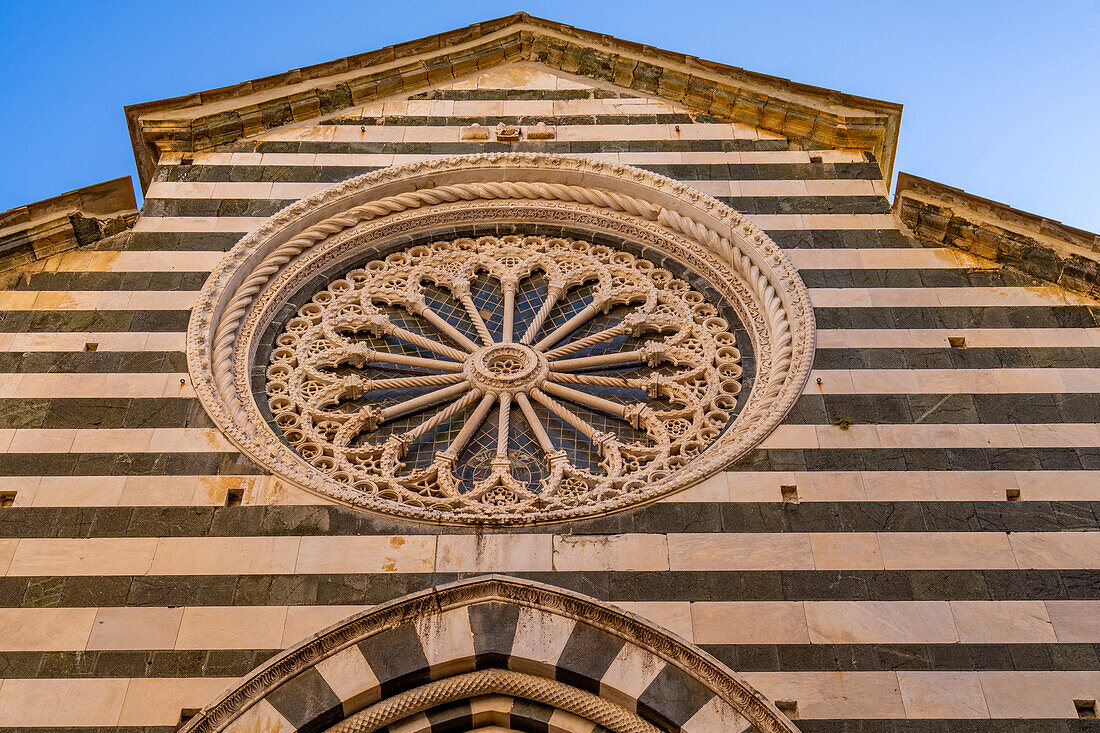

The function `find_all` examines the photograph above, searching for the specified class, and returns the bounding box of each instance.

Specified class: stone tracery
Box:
[188,153,816,524]
[265,235,743,515]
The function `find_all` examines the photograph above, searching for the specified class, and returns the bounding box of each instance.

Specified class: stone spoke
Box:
[532,300,603,352]
[358,348,464,373]
[457,293,496,347]
[548,371,656,394]
[542,321,631,359]
[437,392,497,463]
[549,347,651,372]
[402,389,482,443]
[362,373,466,392]
[529,387,604,442]
[379,381,472,423]
[501,282,517,343]
[539,380,636,424]
[519,284,563,345]
[407,298,481,353]
[515,392,558,458]
[494,392,513,463]
[384,323,469,361]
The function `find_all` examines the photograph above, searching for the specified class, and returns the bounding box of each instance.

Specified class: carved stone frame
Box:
[187,154,815,524]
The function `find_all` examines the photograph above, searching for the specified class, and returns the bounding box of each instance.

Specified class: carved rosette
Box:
[187,154,815,524]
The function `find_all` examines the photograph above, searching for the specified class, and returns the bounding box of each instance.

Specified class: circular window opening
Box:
[260,234,750,517]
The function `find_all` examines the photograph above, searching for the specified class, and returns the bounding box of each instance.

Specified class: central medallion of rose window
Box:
[264,235,744,517]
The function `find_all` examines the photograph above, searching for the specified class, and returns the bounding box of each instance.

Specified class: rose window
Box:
[264,235,745,516]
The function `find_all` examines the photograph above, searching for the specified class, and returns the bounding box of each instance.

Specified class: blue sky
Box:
[3,1,1099,231]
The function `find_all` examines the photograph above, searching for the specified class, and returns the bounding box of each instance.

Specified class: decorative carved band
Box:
[327,669,660,733]
[187,154,815,524]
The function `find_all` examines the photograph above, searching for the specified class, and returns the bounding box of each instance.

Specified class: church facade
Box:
[0,13,1098,732]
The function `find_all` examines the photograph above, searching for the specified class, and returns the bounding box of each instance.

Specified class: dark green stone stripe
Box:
[0,353,186,374]
[0,452,255,476]
[0,447,1093,475]
[738,447,1100,471]
[138,194,889,218]
[786,392,1100,424]
[0,398,209,429]
[0,502,1095,539]
[3,347,1095,373]
[0,311,189,333]
[1,643,1094,678]
[2,569,1096,607]
[0,266,1060,292]
[155,161,880,184]
[815,306,1100,330]
[813,347,1100,370]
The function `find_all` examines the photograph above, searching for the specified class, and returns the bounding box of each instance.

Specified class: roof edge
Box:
[894,172,1100,299]
[124,12,902,190]
[0,176,137,274]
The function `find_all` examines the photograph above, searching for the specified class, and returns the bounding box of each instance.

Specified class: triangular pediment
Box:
[124,12,902,190]
[260,61,730,131]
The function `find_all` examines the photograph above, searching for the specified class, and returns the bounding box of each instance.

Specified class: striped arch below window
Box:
[179,576,799,733]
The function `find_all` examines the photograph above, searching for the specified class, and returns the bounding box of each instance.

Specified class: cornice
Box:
[124,12,902,190]
[0,176,137,274]
[894,173,1100,299]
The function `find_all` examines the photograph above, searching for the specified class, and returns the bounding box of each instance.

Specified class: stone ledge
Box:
[893,173,1100,299]
[0,177,137,274]
[124,13,902,191]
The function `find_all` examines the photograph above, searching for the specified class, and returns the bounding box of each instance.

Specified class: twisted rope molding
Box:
[327,669,661,733]
[188,153,815,524]
[179,576,799,733]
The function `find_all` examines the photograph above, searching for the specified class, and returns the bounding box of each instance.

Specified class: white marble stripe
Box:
[785,248,979,269]
[0,676,237,728]
[2,369,1098,397]
[13,328,1094,353]
[0,428,237,454]
[0,531,1097,576]
[4,469,1098,507]
[238,122,862,148]
[758,424,1100,450]
[145,176,885,199]
[0,373,194,398]
[0,600,1094,652]
[1,475,265,507]
[0,332,186,351]
[131,216,270,233]
[6,286,1088,312]
[0,671,1096,724]
[0,290,196,310]
[671,469,1100,503]
[23,248,979,273]
[20,249,224,273]
[3,469,1098,507]
[129,213,898,233]
[808,287,1096,307]
[808,368,1100,394]
[817,328,1100,349]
